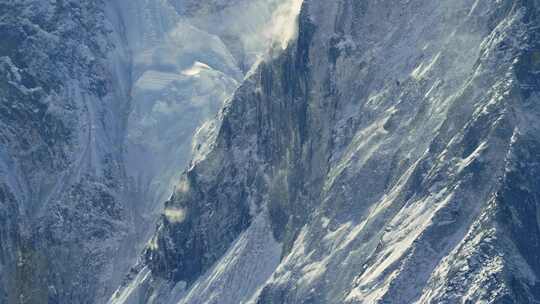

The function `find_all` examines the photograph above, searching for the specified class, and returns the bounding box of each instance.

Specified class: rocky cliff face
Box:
[112,0,540,303]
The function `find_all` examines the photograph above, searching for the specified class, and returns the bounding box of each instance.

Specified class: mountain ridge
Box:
[113,0,540,303]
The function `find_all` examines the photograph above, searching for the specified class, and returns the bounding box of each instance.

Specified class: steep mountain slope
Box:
[0,0,293,303]
[0,1,131,303]
[112,0,540,303]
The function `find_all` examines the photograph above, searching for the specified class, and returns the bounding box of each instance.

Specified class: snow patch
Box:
[182,61,212,76]
[164,207,187,223]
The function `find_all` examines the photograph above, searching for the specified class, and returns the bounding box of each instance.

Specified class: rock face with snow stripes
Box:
[112,0,540,303]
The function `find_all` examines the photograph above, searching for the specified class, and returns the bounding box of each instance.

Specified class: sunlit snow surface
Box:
[112,212,281,304]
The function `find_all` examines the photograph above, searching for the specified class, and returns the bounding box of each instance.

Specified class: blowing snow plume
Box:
[265,0,303,50]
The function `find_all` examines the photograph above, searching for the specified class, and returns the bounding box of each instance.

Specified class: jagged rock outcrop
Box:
[113,0,540,303]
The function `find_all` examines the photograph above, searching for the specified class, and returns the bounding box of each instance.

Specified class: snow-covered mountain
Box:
[3,0,540,303]
[0,0,295,303]
[110,0,540,303]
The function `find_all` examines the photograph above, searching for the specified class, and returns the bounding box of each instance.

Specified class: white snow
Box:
[181,62,212,76]
[179,212,282,304]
